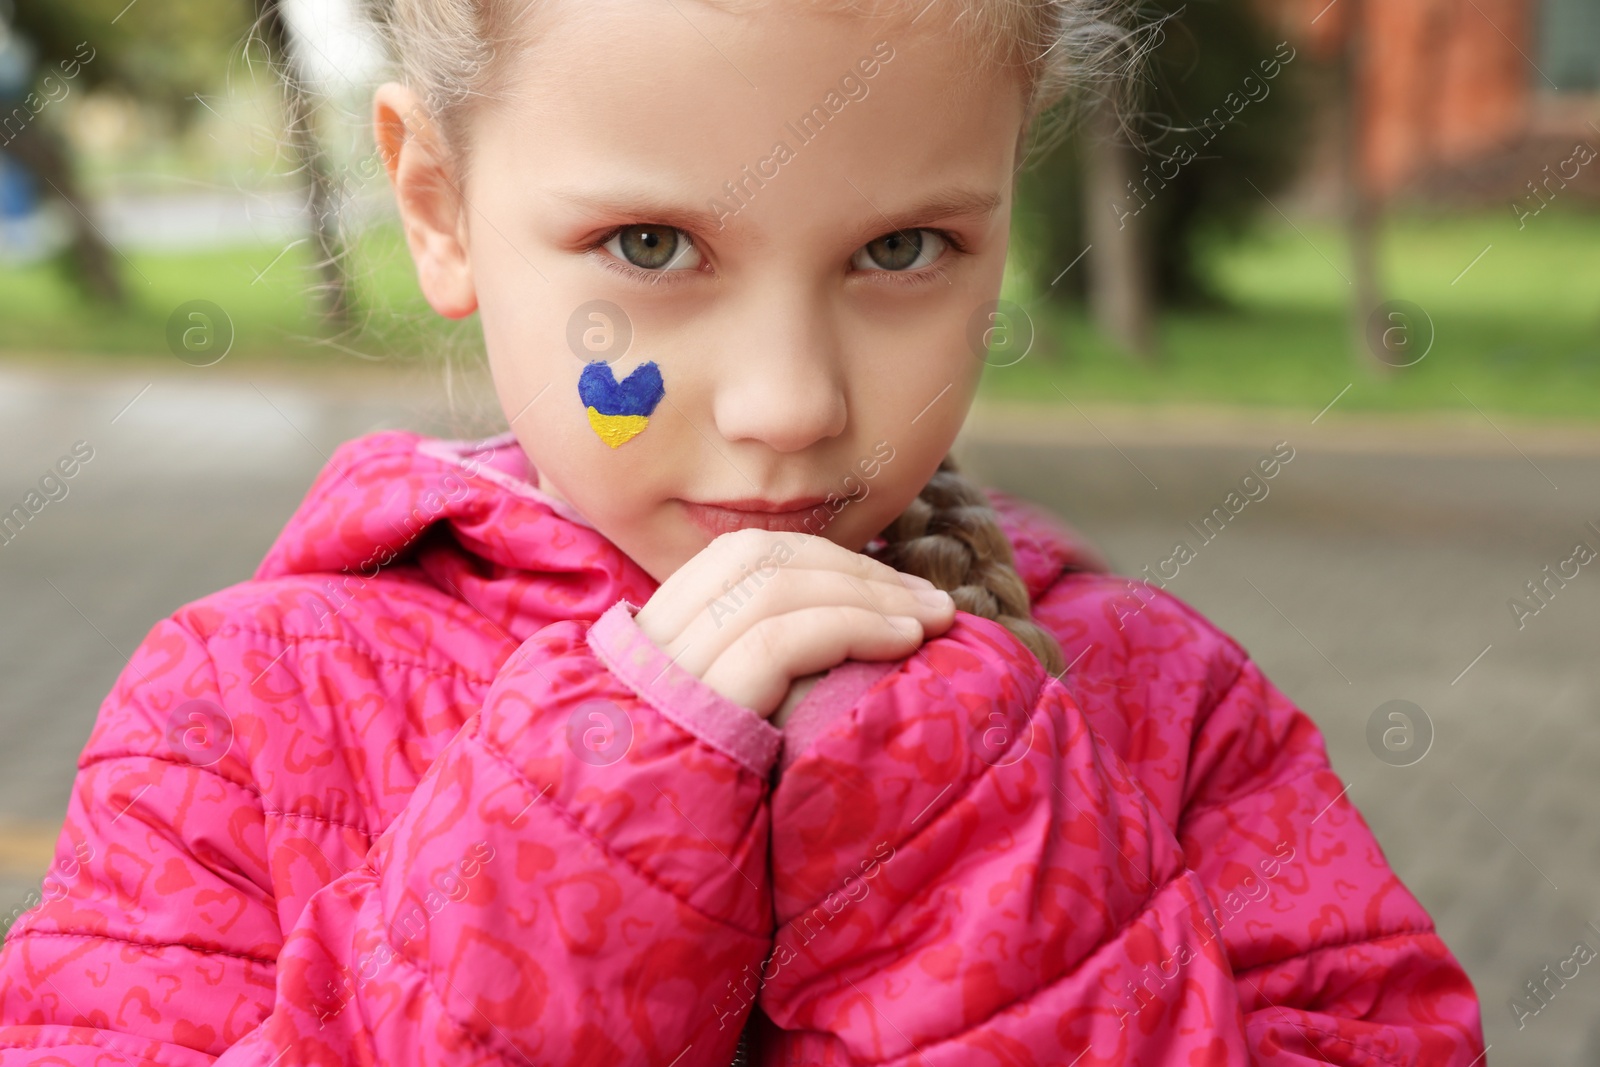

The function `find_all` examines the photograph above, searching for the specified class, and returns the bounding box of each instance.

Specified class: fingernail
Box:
[898,572,935,590]
[915,588,952,608]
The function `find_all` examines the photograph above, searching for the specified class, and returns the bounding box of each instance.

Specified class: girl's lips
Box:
[680,498,835,537]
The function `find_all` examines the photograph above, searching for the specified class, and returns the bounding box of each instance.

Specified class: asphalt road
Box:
[2,358,1597,1063]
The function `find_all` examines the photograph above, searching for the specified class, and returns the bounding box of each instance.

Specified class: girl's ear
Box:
[373,82,478,319]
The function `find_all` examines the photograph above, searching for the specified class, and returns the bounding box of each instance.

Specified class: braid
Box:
[872,456,1064,676]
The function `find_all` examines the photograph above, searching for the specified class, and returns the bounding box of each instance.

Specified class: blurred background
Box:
[0,0,1596,1060]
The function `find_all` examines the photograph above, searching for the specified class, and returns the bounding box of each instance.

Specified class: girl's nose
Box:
[709,295,849,453]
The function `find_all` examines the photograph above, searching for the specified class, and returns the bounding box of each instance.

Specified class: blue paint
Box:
[578,360,665,417]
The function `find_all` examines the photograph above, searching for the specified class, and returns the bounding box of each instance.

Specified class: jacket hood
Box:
[255,429,1107,641]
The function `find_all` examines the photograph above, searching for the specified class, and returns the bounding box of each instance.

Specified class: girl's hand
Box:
[634,530,955,718]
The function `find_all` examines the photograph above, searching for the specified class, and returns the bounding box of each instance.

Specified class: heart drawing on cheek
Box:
[578,360,665,449]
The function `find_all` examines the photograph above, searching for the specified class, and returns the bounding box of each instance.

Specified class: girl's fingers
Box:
[636,528,933,645]
[702,606,927,717]
[671,570,953,679]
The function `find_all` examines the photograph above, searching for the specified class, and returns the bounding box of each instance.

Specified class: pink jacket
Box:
[0,429,1483,1066]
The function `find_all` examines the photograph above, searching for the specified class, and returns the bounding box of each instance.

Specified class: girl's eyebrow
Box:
[857,188,1004,235]
[550,187,733,237]
[547,185,1003,248]
[845,187,1003,245]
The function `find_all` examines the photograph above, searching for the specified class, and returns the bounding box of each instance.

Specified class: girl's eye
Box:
[852,228,949,273]
[601,225,702,273]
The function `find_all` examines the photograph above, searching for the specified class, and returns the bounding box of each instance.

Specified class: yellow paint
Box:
[586,408,650,449]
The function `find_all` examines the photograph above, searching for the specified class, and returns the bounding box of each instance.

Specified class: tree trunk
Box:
[5,123,123,304]
[1341,0,1388,375]
[1084,100,1155,360]
[256,0,350,328]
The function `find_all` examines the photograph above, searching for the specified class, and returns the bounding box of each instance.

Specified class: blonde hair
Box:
[367,0,1146,674]
[372,0,1149,166]
[872,456,1066,674]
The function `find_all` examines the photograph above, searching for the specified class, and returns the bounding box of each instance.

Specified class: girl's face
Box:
[380,1,1027,582]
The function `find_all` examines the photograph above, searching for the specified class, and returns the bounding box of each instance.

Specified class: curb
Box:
[959,400,1600,457]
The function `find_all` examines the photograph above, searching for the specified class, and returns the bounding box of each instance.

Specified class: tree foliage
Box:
[11,0,253,114]
[1017,0,1313,307]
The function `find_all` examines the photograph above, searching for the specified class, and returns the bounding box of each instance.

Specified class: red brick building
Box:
[1274,0,1600,200]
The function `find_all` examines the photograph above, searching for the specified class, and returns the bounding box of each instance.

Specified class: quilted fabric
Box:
[0,429,1484,1065]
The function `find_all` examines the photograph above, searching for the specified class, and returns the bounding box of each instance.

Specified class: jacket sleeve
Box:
[0,599,775,1066]
[1036,573,1486,1065]
[756,615,1254,1066]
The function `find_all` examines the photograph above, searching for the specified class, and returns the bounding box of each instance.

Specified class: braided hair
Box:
[870,456,1063,675]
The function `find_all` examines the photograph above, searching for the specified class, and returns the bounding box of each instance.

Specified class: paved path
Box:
[1,360,1596,1062]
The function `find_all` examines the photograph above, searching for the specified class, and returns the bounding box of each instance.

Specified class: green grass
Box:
[989,208,1600,419]
[2,208,1596,419]
[0,224,465,366]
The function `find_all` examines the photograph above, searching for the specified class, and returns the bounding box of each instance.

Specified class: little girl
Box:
[0,1,1484,1064]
